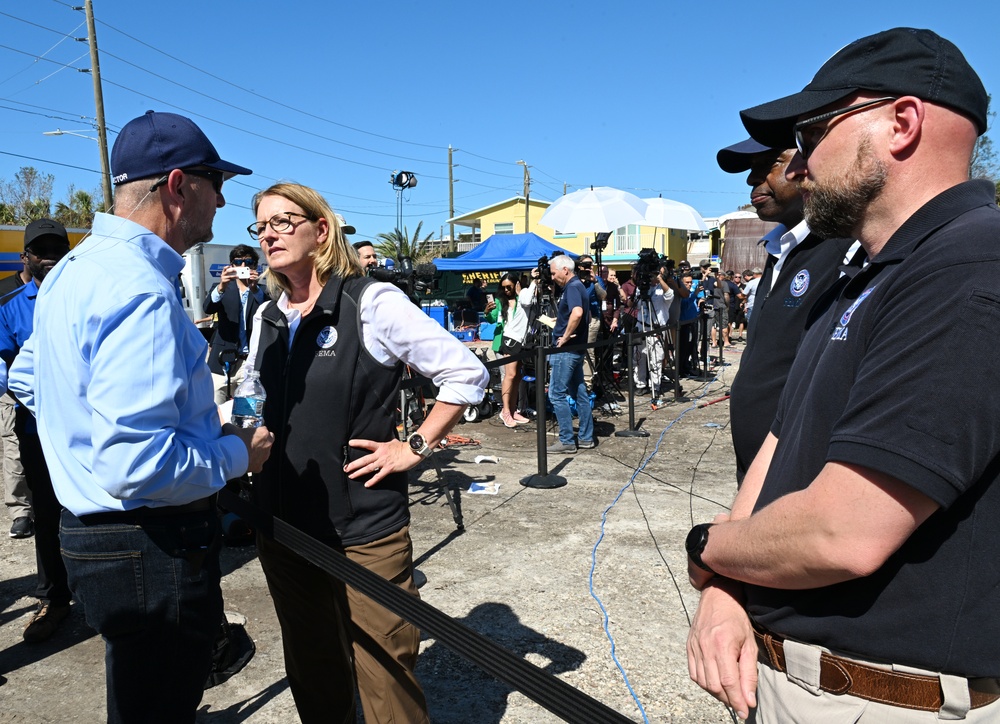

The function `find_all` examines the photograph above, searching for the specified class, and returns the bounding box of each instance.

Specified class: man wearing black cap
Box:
[717,139,858,485]
[687,29,1000,721]
[0,218,71,642]
[8,111,273,722]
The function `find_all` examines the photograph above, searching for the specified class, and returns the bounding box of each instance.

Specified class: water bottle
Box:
[231,370,266,428]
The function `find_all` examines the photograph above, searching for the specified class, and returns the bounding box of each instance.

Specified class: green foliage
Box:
[971,94,1000,183]
[0,167,54,224]
[53,185,102,229]
[375,221,434,263]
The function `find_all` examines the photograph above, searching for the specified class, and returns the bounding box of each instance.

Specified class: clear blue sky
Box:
[2,1,997,245]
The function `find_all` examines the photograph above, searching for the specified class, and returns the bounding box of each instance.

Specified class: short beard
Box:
[804,136,887,239]
[178,215,214,251]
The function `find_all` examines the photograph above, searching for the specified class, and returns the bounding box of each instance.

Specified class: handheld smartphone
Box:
[486,293,494,304]
[236,266,251,280]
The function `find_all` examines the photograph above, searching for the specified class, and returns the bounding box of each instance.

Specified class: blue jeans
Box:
[549,351,593,445]
[60,508,223,724]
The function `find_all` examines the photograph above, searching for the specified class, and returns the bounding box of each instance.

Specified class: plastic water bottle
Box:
[231,370,266,428]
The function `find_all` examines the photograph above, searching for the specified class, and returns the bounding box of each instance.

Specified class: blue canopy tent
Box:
[433,233,576,270]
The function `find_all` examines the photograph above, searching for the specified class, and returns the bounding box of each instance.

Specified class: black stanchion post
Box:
[521,342,567,489]
[615,330,649,438]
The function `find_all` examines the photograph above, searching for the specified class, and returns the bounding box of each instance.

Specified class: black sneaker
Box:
[9,516,33,539]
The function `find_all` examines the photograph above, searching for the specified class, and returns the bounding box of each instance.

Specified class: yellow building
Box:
[447,196,697,269]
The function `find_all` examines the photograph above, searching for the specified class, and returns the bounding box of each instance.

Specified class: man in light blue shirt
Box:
[9,110,273,724]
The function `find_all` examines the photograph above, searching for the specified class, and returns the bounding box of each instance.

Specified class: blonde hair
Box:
[251,182,362,299]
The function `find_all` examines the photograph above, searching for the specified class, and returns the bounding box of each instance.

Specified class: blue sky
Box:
[1,1,997,245]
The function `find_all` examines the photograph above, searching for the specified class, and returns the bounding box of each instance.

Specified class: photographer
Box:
[577,254,606,392]
[484,271,537,427]
[204,244,269,404]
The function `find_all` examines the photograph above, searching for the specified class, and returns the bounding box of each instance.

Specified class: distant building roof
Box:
[448,196,551,228]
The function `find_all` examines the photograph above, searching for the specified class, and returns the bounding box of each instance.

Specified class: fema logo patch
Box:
[840,286,875,327]
[316,326,338,349]
[789,269,810,297]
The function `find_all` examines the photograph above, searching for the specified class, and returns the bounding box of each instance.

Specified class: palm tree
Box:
[374,222,434,264]
[53,186,101,229]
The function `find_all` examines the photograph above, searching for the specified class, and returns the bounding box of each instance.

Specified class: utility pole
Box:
[517,160,531,233]
[448,145,455,250]
[81,0,113,211]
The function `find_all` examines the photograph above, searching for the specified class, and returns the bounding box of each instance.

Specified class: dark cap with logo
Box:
[24,218,69,251]
[716,138,784,173]
[740,28,988,149]
[110,110,252,186]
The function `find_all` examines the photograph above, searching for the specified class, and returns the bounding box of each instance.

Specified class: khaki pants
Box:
[581,316,601,391]
[211,357,247,405]
[0,395,28,520]
[754,639,1000,723]
[258,525,429,724]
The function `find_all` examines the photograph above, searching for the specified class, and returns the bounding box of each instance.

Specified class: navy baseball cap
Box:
[110,110,252,186]
[716,138,783,173]
[24,218,69,250]
[740,28,989,149]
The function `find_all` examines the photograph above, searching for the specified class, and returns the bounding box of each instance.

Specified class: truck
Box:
[180,243,266,332]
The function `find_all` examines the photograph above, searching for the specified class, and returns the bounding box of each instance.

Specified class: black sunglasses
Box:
[793,97,897,159]
[149,168,225,194]
[231,258,255,266]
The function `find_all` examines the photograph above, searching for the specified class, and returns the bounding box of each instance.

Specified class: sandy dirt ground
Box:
[0,345,748,723]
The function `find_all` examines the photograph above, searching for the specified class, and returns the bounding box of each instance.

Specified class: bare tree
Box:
[0,166,54,224]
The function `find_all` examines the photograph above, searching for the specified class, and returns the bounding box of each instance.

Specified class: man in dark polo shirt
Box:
[686,28,1000,721]
[718,138,858,485]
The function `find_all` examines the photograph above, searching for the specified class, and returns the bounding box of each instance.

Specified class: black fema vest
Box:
[729,234,858,484]
[252,275,406,547]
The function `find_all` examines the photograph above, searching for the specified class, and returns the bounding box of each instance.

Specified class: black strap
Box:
[219,490,635,724]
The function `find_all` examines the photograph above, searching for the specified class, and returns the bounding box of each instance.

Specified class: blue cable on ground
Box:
[588,377,721,723]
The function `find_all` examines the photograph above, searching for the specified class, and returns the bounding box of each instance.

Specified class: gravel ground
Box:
[0,346,748,723]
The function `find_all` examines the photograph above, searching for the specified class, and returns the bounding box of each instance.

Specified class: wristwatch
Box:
[406,431,433,459]
[685,523,716,574]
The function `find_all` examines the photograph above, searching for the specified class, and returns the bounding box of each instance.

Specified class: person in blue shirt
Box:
[576,254,607,392]
[547,254,594,453]
[9,111,274,723]
[0,218,71,643]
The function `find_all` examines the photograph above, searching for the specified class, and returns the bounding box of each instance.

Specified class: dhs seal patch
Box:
[831,285,877,341]
[789,269,810,298]
[316,326,338,349]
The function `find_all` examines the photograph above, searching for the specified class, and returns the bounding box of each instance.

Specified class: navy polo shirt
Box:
[553,276,589,341]
[746,180,1000,676]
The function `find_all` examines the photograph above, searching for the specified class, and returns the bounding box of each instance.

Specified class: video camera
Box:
[369,256,437,302]
[632,248,673,294]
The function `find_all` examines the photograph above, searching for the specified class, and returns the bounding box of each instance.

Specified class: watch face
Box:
[409,434,425,451]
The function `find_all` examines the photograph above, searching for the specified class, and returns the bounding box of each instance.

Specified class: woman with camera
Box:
[485,270,537,427]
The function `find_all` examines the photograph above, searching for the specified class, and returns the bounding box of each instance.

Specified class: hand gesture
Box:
[218,265,237,292]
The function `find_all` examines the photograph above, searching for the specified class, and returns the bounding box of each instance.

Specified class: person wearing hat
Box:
[717,138,860,486]
[8,111,273,722]
[0,218,72,642]
[686,29,1000,721]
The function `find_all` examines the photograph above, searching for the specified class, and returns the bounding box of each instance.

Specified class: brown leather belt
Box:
[753,625,1000,712]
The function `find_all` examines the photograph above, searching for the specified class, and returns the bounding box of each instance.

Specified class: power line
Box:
[99,76,450,179]
[94,16,448,152]
[97,48,448,167]
[0,148,102,174]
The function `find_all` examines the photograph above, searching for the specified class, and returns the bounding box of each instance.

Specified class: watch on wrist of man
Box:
[406,431,433,459]
[685,523,716,574]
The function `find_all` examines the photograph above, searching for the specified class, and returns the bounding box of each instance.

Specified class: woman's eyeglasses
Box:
[247,212,315,240]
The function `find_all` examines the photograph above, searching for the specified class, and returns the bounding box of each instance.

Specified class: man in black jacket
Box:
[717,138,858,484]
[204,244,268,403]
